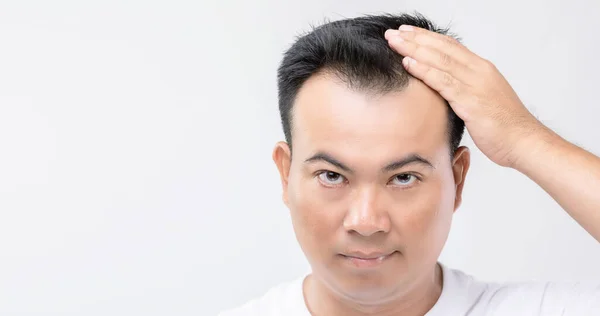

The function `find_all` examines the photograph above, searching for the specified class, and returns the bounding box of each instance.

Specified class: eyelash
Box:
[315,170,422,189]
[315,170,348,188]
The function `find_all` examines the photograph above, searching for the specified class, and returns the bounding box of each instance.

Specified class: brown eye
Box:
[318,171,345,185]
[391,174,417,186]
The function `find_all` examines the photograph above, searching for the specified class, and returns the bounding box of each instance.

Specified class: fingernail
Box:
[389,36,404,44]
[403,57,416,67]
[385,29,401,38]
[399,25,414,32]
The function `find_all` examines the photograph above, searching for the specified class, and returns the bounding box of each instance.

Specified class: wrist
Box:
[509,122,562,173]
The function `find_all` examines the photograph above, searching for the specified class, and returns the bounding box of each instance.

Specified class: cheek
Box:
[392,177,455,246]
[287,171,342,255]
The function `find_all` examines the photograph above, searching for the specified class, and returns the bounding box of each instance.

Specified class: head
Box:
[272,13,470,304]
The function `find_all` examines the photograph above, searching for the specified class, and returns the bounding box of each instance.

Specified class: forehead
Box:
[291,74,449,163]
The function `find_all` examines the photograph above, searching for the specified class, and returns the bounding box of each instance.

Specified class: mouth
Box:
[340,251,397,268]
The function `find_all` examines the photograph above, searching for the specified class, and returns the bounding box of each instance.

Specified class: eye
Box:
[317,171,346,186]
[390,174,418,186]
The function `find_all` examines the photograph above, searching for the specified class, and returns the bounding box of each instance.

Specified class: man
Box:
[220,13,600,315]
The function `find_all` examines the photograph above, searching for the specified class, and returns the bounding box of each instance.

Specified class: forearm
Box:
[513,128,600,242]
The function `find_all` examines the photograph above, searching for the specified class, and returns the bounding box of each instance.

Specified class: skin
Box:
[386,25,600,243]
[272,24,600,315]
[273,74,470,315]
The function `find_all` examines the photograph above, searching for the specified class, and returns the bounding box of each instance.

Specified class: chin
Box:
[335,277,402,305]
[326,256,410,303]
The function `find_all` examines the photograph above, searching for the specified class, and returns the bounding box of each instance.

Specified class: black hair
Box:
[277,12,465,156]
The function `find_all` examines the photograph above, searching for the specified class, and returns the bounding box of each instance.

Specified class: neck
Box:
[303,263,443,316]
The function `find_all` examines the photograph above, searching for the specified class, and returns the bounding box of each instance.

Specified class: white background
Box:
[1,0,599,315]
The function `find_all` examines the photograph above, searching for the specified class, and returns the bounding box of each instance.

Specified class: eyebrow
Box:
[304,152,434,173]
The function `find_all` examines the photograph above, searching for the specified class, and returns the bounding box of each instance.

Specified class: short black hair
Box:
[277,12,465,156]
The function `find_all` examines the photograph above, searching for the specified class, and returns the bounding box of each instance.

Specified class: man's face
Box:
[273,73,469,302]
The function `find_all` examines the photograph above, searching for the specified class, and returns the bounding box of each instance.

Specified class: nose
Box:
[343,185,391,236]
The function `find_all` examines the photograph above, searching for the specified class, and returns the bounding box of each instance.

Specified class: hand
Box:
[384,25,551,168]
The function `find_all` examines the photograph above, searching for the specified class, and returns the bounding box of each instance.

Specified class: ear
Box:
[272,141,292,207]
[451,146,470,212]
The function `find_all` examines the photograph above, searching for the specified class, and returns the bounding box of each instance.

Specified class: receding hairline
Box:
[287,71,455,157]
[301,67,412,101]
[276,13,464,155]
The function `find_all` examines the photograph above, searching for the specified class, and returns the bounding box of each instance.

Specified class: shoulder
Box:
[218,274,308,316]
[483,280,600,314]
[436,264,600,315]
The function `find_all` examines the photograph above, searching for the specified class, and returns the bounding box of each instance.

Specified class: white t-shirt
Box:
[219,263,600,315]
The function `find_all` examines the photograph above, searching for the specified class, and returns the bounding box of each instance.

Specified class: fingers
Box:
[385,26,482,83]
[401,56,464,103]
[386,25,478,66]
[387,36,472,84]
